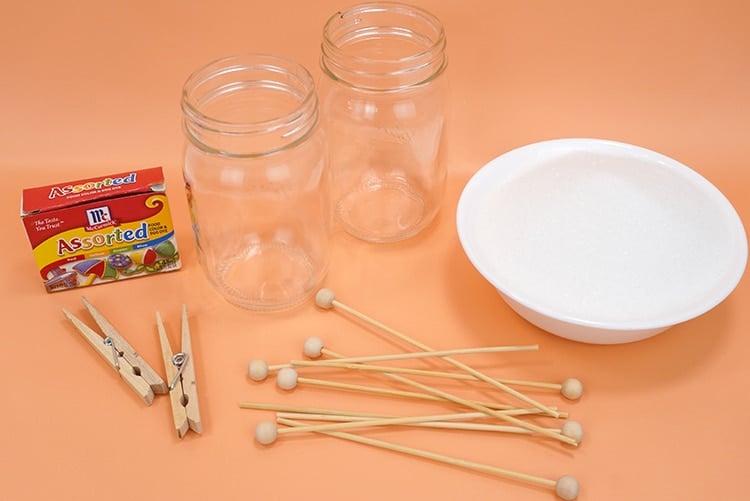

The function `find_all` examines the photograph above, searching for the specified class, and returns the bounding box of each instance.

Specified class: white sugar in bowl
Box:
[456,138,747,344]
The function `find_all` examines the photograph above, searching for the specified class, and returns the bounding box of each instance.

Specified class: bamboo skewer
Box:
[238,401,565,418]
[242,289,585,500]
[271,417,580,501]
[258,344,538,377]
[239,402,395,417]
[271,368,567,415]
[314,289,562,417]
[256,414,546,441]
[372,370,577,446]
[254,417,548,442]
[292,351,583,400]
[290,344,539,365]
[305,347,578,446]
[272,411,566,435]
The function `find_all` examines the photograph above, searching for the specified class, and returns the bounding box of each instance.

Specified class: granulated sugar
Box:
[468,152,739,324]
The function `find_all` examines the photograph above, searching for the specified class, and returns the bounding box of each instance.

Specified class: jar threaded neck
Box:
[321,2,447,91]
[182,54,319,157]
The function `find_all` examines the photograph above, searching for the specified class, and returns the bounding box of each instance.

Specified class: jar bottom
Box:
[210,243,317,310]
[336,181,428,243]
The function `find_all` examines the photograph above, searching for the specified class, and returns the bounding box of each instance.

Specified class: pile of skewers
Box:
[240,289,584,500]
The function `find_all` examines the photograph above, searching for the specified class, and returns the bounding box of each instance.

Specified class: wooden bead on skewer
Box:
[556,476,580,501]
[313,288,337,309]
[561,420,584,443]
[303,336,326,358]
[255,420,281,445]
[247,360,298,382]
[248,359,270,381]
[560,378,584,400]
[277,367,300,390]
[246,336,333,382]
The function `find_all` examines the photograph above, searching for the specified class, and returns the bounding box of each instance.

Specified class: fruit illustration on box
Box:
[155,240,177,258]
[73,258,118,279]
[121,240,180,276]
[132,248,158,266]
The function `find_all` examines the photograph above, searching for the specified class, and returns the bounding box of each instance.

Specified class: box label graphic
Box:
[21,167,181,292]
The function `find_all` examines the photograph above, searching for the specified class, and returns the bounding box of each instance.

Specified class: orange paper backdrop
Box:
[2,1,748,500]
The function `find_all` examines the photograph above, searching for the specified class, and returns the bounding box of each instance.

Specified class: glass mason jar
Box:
[319,2,448,243]
[181,54,330,310]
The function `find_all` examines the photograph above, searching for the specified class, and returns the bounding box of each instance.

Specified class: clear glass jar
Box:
[181,54,330,310]
[319,2,448,243]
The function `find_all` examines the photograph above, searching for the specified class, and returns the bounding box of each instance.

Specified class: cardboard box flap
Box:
[21,166,166,216]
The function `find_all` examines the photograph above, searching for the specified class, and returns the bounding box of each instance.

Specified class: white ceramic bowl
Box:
[456,138,747,344]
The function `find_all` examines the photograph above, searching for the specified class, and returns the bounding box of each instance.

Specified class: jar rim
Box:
[181,53,320,157]
[181,53,317,134]
[321,2,447,90]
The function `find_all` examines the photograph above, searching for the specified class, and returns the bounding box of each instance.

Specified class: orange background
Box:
[2,1,749,500]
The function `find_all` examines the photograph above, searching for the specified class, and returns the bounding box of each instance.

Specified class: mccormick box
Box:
[21,167,181,292]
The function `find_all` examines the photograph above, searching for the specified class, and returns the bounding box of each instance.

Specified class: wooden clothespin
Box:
[62,297,168,405]
[156,305,202,438]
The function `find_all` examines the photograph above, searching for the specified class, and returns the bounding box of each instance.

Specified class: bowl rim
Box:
[456,137,748,333]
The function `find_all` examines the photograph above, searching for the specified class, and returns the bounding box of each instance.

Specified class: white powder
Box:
[468,152,741,324]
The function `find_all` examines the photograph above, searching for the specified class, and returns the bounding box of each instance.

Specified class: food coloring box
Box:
[21,167,181,292]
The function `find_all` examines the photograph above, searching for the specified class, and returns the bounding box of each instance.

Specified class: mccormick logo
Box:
[86,206,112,226]
[48,173,137,199]
[84,205,117,231]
